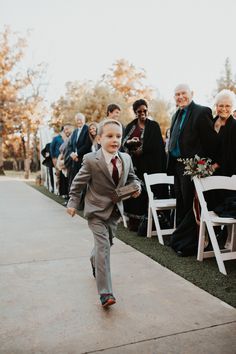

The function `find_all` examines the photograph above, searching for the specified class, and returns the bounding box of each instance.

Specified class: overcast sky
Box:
[1,0,236,108]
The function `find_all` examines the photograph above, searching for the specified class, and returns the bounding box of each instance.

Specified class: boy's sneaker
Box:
[100,294,116,308]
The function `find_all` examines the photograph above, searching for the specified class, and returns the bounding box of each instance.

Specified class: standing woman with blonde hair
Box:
[88,122,99,152]
[205,89,236,249]
[214,89,236,176]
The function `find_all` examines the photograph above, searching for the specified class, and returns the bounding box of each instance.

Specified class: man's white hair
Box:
[174,83,191,93]
[215,89,236,107]
[75,112,85,122]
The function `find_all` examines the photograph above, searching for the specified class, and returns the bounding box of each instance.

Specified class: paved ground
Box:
[0,177,236,354]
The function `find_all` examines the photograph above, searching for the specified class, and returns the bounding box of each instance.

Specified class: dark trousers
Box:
[174,161,195,226]
[68,161,81,192]
[59,171,68,196]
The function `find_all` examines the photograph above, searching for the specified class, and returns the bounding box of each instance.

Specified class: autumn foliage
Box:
[50,59,172,135]
[0,27,46,176]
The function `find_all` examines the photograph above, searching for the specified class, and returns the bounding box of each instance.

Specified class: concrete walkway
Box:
[0,177,235,354]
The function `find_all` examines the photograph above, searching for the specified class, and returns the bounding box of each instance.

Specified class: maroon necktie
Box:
[111,156,119,186]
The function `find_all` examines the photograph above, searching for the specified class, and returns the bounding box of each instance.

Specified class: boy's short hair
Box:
[98,119,122,136]
[106,104,121,116]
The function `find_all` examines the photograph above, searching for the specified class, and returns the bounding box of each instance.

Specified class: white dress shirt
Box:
[101,148,122,178]
[76,127,81,142]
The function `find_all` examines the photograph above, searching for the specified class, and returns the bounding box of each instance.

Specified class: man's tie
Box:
[111,156,119,186]
[168,109,185,152]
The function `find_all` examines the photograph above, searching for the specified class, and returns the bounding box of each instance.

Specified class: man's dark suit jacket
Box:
[167,101,219,175]
[64,125,91,169]
[41,143,53,168]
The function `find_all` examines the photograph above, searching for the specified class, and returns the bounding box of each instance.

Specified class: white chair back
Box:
[193,175,236,275]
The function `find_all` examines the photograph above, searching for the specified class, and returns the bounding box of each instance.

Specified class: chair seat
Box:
[208,211,236,225]
[152,198,176,209]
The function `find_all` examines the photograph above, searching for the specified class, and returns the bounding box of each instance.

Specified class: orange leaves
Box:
[0,27,46,169]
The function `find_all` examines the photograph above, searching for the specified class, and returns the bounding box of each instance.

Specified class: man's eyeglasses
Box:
[136,109,147,114]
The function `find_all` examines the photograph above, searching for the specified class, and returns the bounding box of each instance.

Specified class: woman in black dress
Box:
[214,89,236,177]
[122,99,167,231]
[205,89,236,248]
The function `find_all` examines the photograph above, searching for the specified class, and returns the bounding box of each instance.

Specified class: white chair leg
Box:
[232,225,236,251]
[197,219,205,261]
[224,225,232,250]
[207,222,227,275]
[153,209,164,245]
[122,214,127,228]
[173,209,176,229]
[147,206,152,238]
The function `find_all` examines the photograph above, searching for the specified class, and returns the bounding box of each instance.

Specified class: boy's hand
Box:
[67,207,76,217]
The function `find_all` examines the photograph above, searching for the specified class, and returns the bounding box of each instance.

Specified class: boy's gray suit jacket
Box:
[67,149,141,220]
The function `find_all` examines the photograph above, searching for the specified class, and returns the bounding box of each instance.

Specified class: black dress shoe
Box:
[176,250,184,257]
[91,264,96,278]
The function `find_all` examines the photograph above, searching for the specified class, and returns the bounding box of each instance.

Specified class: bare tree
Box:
[216,57,236,94]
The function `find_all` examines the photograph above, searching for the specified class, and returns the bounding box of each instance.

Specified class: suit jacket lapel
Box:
[95,149,114,185]
[71,129,78,150]
[179,101,194,135]
[95,150,127,187]
[117,152,127,187]
[76,125,86,147]
[170,110,179,133]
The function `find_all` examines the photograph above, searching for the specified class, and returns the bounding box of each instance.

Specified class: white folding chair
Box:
[193,175,236,275]
[121,214,128,228]
[144,173,176,244]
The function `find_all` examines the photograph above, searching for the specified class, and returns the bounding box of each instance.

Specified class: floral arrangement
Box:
[178,154,215,179]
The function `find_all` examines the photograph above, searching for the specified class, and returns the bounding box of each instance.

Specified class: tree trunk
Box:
[0,121,5,175]
[24,158,30,179]
[32,131,39,171]
[24,120,30,179]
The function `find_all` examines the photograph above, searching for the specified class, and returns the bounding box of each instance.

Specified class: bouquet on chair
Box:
[178,154,215,179]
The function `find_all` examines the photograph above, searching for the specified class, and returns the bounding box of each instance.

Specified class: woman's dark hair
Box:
[106,103,121,116]
[132,99,148,113]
